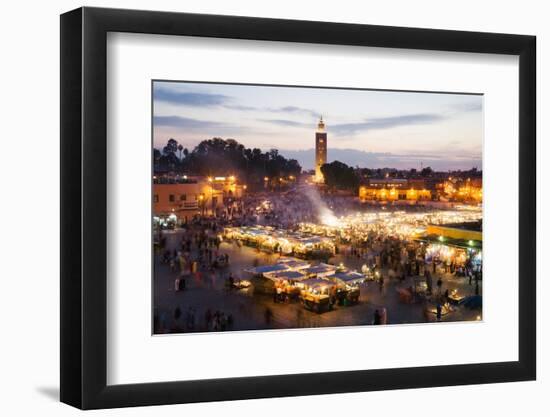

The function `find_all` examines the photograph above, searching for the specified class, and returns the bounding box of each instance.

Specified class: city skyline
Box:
[153,81,483,171]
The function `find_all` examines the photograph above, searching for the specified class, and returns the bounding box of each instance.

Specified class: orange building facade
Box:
[359,178,431,202]
[359,186,431,202]
[153,176,245,222]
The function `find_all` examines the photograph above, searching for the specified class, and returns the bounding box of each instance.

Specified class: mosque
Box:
[314,116,327,183]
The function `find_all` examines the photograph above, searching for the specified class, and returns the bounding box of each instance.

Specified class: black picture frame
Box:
[60,6,536,410]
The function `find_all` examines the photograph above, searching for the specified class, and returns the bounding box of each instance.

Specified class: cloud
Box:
[153,86,320,117]
[259,113,444,134]
[270,106,319,117]
[451,100,483,113]
[226,104,319,118]
[330,113,445,135]
[224,104,258,111]
[153,115,227,129]
[259,119,311,128]
[154,89,229,106]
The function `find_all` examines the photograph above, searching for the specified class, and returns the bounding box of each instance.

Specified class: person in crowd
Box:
[373,309,381,325]
[264,307,273,325]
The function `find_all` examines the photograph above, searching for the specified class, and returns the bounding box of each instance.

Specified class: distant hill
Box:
[278,148,481,171]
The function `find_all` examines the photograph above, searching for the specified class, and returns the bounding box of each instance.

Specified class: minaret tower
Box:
[314,116,327,183]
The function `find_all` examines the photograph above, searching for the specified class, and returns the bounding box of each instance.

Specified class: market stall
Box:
[299,278,336,313]
[330,271,366,304]
[224,225,335,258]
[266,269,310,301]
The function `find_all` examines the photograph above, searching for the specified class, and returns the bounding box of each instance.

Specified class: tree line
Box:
[320,162,481,192]
[154,137,302,186]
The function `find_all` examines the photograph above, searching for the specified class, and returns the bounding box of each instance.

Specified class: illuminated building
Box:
[440,177,482,203]
[314,116,327,183]
[359,178,431,202]
[153,175,245,222]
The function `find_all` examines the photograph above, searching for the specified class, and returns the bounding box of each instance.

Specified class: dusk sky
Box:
[153,81,483,171]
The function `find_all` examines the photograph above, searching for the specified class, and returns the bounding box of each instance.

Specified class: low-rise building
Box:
[359,178,431,202]
[440,177,482,203]
[153,175,245,223]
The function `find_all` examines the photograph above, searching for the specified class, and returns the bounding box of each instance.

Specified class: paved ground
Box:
[154,230,482,333]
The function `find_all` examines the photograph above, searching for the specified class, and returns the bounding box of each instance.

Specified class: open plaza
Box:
[153,186,483,334]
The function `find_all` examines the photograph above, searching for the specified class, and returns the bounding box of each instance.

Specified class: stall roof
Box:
[246,263,289,275]
[267,270,308,281]
[283,260,311,270]
[332,271,367,283]
[303,264,337,275]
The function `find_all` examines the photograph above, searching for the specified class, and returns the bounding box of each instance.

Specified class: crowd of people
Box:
[159,219,227,275]
[155,305,236,333]
[154,217,241,333]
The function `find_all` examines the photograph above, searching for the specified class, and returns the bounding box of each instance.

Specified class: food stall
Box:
[245,263,290,294]
[292,236,335,258]
[266,270,309,301]
[224,226,334,257]
[330,271,366,304]
[299,278,336,313]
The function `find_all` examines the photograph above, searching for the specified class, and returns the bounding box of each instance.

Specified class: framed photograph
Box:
[60,7,536,409]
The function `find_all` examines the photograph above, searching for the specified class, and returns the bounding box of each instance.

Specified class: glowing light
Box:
[321,213,340,227]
